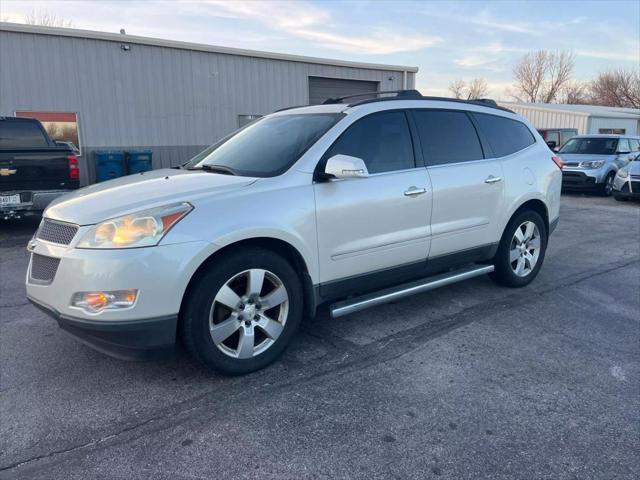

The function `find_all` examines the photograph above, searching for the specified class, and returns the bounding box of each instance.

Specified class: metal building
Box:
[498,102,640,137]
[0,22,417,185]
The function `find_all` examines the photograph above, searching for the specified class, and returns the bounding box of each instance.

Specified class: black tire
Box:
[180,247,303,375]
[490,210,547,288]
[600,171,616,197]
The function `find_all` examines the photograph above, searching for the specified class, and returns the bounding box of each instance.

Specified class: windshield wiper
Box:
[196,164,238,176]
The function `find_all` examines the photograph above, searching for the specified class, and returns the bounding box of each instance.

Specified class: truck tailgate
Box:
[0,148,76,191]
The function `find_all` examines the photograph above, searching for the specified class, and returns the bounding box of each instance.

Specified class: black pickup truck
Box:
[0,117,79,219]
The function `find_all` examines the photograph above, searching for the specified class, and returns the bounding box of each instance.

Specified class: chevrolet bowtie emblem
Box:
[0,168,17,176]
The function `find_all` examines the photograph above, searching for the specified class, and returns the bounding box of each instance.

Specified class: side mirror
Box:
[324,154,369,179]
[546,140,557,150]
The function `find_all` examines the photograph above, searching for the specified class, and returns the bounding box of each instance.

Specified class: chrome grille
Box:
[30,254,61,284]
[37,219,78,245]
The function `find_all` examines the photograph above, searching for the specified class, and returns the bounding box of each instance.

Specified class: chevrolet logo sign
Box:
[0,168,17,176]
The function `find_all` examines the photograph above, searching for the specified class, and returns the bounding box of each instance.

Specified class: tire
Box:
[601,171,616,197]
[490,210,547,288]
[180,247,303,375]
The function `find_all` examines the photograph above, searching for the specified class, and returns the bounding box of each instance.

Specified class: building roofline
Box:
[499,101,640,119]
[0,22,419,73]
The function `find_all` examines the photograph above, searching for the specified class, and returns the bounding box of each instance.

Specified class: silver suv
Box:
[26,91,562,374]
[558,135,640,196]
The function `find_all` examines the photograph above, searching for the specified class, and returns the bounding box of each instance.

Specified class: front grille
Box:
[36,219,78,245]
[631,181,640,193]
[30,253,61,284]
[564,162,580,167]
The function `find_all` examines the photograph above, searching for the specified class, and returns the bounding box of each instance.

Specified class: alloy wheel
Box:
[509,221,541,277]
[209,269,289,359]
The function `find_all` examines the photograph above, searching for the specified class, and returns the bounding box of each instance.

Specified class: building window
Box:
[598,128,626,135]
[238,115,262,128]
[15,111,81,155]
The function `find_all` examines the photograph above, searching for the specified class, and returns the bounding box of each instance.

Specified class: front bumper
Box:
[26,235,214,359]
[28,296,177,360]
[613,176,640,199]
[561,170,600,191]
[0,190,73,218]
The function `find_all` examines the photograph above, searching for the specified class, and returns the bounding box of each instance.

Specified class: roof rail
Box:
[322,89,423,105]
[349,93,514,112]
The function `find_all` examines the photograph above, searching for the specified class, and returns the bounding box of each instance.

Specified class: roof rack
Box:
[322,89,423,104]
[347,92,513,112]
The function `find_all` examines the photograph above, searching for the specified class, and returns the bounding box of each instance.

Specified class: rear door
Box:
[314,110,432,287]
[412,109,505,258]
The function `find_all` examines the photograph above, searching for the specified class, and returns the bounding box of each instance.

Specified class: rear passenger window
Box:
[629,139,640,152]
[413,110,484,165]
[325,111,414,174]
[472,113,535,157]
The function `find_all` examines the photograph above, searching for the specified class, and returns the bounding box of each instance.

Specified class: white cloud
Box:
[203,0,440,54]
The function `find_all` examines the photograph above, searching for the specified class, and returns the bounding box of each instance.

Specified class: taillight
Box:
[552,155,563,171]
[68,154,79,180]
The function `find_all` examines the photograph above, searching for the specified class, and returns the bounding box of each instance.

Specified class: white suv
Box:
[26,91,562,374]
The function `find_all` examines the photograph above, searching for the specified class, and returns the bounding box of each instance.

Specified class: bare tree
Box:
[448,79,467,99]
[560,81,589,104]
[511,50,574,103]
[448,78,489,100]
[589,69,640,108]
[24,9,73,28]
[467,78,489,99]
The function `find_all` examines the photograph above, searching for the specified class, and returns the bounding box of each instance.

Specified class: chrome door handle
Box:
[404,187,427,196]
[484,175,502,184]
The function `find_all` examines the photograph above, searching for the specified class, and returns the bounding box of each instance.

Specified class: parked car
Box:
[537,128,578,151]
[558,135,640,196]
[26,91,561,375]
[612,152,640,201]
[0,117,80,219]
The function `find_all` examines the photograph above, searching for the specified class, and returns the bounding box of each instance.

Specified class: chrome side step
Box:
[330,264,494,319]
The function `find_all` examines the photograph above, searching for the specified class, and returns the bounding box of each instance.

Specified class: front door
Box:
[314,110,432,286]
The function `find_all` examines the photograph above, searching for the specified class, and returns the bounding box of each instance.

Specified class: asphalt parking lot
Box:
[1,194,638,480]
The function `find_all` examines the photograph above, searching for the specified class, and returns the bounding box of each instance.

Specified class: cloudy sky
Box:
[2,0,638,98]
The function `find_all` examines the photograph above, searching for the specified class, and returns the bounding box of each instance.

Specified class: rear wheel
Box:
[490,210,547,288]
[180,248,303,375]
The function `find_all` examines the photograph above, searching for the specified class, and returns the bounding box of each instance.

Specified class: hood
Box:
[45,168,257,225]
[620,161,640,175]
[558,153,615,164]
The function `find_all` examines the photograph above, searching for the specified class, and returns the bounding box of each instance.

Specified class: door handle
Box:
[404,187,427,196]
[484,175,502,184]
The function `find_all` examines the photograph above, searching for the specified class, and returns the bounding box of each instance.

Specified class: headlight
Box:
[580,160,605,169]
[617,169,629,178]
[77,202,193,249]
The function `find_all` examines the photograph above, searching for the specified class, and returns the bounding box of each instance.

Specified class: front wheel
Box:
[601,172,616,197]
[490,210,547,288]
[180,248,303,375]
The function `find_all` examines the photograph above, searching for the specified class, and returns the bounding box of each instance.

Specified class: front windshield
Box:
[185,113,342,177]
[559,137,618,155]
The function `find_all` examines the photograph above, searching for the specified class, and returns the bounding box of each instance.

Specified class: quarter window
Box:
[325,111,414,174]
[413,110,484,165]
[617,138,630,153]
[472,113,536,157]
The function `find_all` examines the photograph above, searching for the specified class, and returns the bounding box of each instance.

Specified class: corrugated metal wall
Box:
[502,105,589,134]
[0,29,415,184]
[587,116,639,135]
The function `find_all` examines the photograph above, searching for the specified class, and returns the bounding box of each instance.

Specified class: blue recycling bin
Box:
[126,150,153,174]
[94,150,125,182]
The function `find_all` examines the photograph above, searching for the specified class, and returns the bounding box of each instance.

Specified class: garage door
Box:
[308,77,379,105]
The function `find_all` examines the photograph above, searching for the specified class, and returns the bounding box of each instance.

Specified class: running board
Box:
[329,264,494,319]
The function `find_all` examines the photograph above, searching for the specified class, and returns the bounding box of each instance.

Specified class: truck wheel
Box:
[601,172,615,197]
[490,210,547,288]
[180,248,303,375]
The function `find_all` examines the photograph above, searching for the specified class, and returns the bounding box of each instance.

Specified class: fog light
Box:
[71,289,138,313]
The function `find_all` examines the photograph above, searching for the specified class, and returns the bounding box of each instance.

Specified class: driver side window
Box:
[325,111,415,174]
